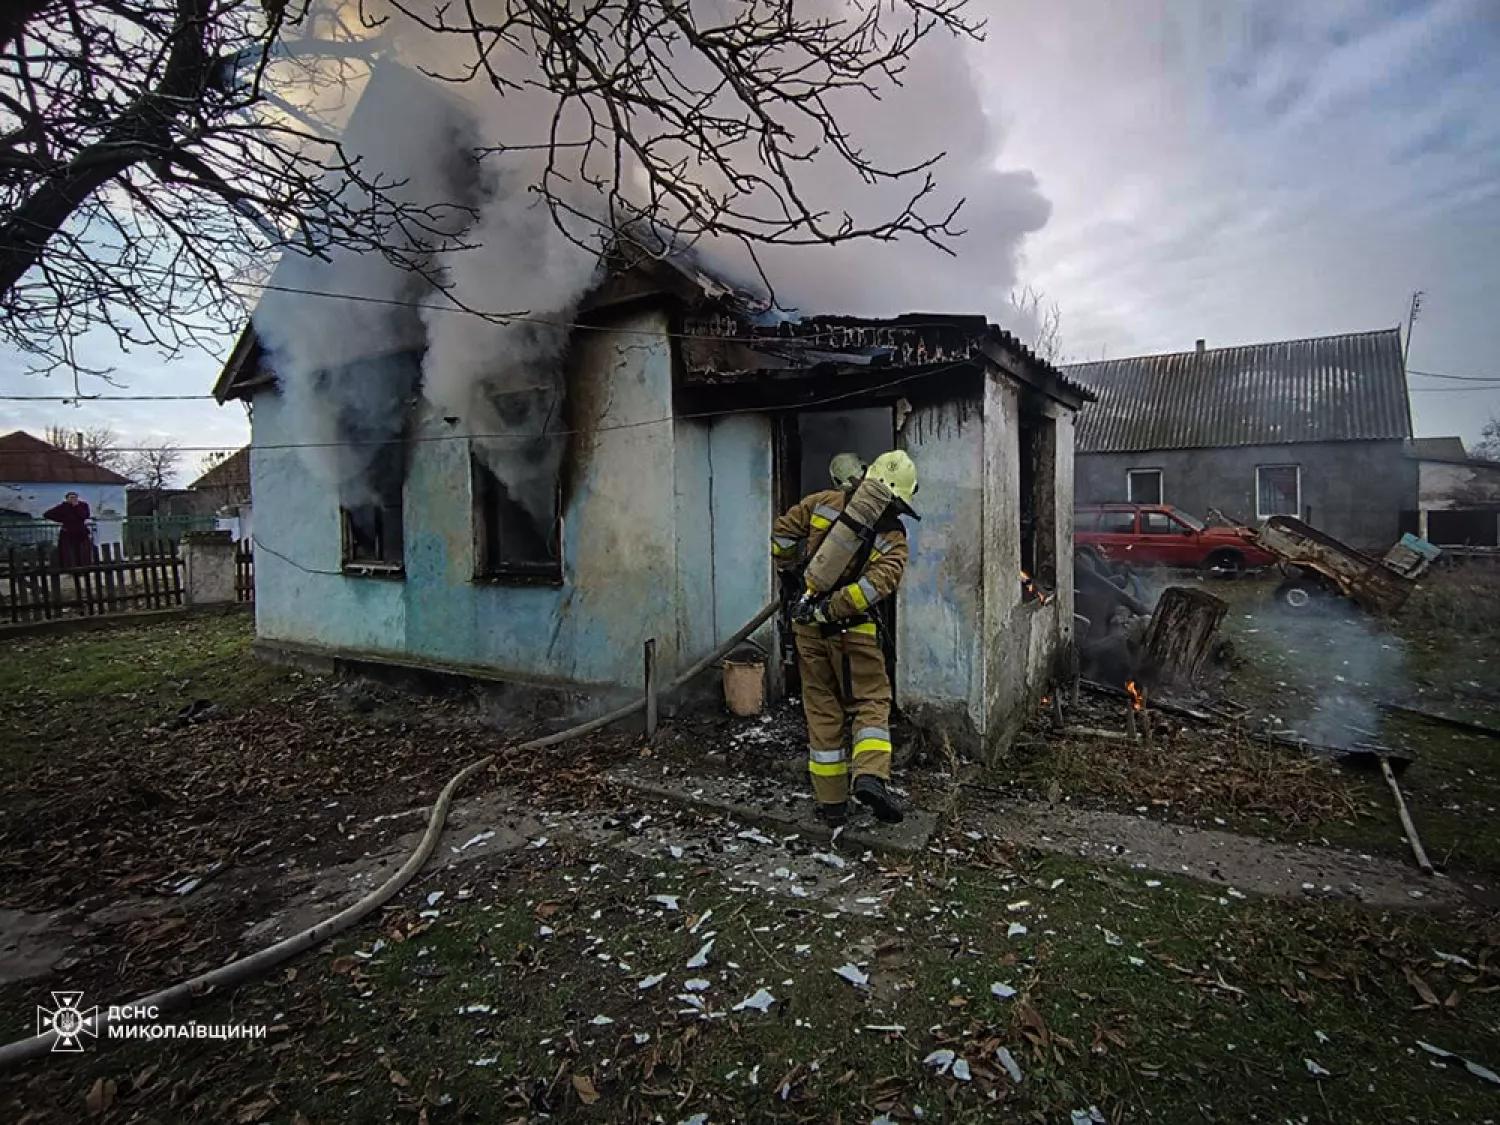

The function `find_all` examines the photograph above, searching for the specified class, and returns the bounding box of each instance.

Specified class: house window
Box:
[1127,468,1162,505]
[342,502,404,568]
[341,439,407,572]
[473,453,563,582]
[1256,465,1301,519]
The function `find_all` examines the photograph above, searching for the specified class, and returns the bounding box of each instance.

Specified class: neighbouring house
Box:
[189,446,253,540]
[1066,329,1416,550]
[0,430,129,549]
[1403,437,1500,548]
[214,254,1091,760]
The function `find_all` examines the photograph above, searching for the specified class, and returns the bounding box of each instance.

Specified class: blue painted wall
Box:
[896,398,986,732]
[251,308,775,691]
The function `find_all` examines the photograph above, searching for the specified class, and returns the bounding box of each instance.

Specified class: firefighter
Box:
[770,449,917,827]
[829,452,866,492]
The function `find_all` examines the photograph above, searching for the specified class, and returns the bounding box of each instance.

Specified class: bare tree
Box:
[126,441,183,510]
[3,0,982,385]
[1474,416,1500,462]
[1008,285,1066,364]
[45,424,123,470]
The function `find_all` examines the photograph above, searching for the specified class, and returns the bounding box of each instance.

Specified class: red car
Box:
[1074,503,1278,574]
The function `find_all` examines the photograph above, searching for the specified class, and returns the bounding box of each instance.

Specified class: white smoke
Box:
[252,1,1053,513]
[252,62,483,504]
[418,166,604,531]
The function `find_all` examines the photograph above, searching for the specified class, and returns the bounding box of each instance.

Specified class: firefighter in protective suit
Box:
[771,450,917,827]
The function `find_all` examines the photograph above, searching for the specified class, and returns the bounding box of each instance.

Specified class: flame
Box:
[1020,570,1053,604]
[1041,695,1050,706]
[1125,681,1145,711]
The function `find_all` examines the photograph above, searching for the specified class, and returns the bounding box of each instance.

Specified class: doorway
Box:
[779,407,901,708]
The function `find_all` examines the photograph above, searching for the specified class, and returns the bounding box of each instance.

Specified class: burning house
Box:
[210,62,1090,761]
[216,274,1091,761]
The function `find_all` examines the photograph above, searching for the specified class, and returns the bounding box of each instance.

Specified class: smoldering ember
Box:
[4,7,1500,1125]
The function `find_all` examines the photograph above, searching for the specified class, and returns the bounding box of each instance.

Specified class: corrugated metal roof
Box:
[0,431,132,485]
[1066,328,1411,453]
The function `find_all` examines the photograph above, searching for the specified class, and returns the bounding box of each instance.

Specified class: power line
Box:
[10,359,970,455]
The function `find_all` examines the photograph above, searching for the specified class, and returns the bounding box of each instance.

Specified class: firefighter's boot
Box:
[853,774,904,824]
[816,802,849,828]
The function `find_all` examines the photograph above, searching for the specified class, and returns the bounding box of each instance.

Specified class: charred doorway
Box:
[777,407,900,706]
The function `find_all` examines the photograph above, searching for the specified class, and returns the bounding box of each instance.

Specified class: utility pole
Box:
[1403,289,1424,368]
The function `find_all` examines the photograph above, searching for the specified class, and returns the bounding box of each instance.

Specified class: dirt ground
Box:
[1,599,1498,1123]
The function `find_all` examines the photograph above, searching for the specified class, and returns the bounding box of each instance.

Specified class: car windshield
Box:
[1173,510,1206,531]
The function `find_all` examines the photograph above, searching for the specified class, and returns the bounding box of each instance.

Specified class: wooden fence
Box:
[4,541,184,623]
[235,539,255,603]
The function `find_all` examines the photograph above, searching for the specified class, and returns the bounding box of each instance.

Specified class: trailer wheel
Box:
[1275,578,1322,610]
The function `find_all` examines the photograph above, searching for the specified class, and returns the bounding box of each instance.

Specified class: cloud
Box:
[981,0,1500,440]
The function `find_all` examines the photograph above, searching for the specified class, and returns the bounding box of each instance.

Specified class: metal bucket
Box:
[722,654,766,717]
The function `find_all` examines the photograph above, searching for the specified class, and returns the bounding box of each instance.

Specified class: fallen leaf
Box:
[235,1098,275,1124]
[329,956,359,975]
[86,1078,117,1117]
[572,1074,600,1105]
[1405,967,1440,1006]
[389,1070,410,1088]
[292,1114,311,1125]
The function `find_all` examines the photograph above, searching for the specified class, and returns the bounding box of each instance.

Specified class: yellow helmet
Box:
[829,452,866,490]
[867,449,918,507]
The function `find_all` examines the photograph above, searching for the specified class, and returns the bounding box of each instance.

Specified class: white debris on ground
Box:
[990,982,1016,999]
[733,988,776,1013]
[996,1046,1024,1083]
[687,940,715,969]
[650,894,681,911]
[1416,1041,1500,1086]
[922,1049,956,1074]
[835,963,870,987]
[1305,1059,1330,1077]
[638,973,666,990]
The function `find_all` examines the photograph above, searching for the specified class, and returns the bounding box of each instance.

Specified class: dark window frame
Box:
[472,452,565,586]
[340,500,405,575]
[1256,464,1302,520]
[1126,467,1163,505]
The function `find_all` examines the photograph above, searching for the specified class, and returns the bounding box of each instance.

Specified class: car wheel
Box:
[1204,549,1245,578]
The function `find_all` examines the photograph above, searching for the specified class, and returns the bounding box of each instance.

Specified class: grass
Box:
[5,846,1496,1124]
[1017,569,1500,879]
[2,599,1497,1123]
[0,613,285,770]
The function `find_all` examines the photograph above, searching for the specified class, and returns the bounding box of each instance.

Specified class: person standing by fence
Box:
[42,492,92,569]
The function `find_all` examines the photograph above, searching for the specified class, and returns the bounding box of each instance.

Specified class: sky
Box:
[2,0,1498,479]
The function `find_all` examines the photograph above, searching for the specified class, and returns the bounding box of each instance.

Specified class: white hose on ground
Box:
[0,599,781,1069]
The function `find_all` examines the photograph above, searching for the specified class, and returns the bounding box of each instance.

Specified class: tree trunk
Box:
[1142,586,1227,691]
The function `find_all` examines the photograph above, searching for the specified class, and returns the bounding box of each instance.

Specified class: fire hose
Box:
[0,598,781,1069]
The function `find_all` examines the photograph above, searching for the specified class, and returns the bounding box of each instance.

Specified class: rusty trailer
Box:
[1253,516,1440,615]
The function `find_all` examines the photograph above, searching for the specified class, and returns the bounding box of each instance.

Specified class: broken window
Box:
[1127,468,1162,505]
[340,438,408,571]
[1256,465,1301,519]
[473,452,563,582]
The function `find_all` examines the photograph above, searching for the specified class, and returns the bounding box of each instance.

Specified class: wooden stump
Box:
[1142,586,1228,691]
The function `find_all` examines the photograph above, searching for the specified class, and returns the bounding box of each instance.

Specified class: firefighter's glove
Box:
[791,593,832,626]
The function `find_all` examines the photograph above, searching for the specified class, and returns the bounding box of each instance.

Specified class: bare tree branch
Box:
[2,0,987,385]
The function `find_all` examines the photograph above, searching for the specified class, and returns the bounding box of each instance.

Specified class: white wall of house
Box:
[0,480,126,546]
